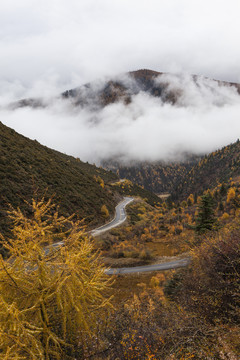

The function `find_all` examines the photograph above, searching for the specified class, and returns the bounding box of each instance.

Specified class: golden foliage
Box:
[94,175,105,189]
[227,187,236,203]
[187,193,194,206]
[0,199,112,359]
[221,212,230,220]
[101,204,109,218]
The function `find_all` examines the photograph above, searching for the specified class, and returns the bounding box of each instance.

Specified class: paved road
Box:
[46,197,134,252]
[105,258,191,275]
[91,197,134,236]
[48,196,191,275]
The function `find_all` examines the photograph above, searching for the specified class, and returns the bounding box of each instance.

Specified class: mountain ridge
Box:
[11,69,240,109]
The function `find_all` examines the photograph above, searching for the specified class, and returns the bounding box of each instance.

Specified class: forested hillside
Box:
[0,121,118,239]
[103,155,201,194]
[174,139,240,199]
[104,140,240,200]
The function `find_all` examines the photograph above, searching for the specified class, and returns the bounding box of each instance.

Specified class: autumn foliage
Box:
[0,199,112,360]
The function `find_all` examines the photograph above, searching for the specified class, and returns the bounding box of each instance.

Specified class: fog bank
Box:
[1,74,240,164]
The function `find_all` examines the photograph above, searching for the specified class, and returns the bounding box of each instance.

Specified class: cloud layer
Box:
[2,74,240,164]
[1,1,240,165]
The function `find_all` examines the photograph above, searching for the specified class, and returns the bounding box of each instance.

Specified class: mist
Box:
[1,0,240,162]
[1,74,240,165]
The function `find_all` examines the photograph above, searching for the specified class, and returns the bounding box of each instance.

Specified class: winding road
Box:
[90,196,190,275]
[91,197,134,236]
[105,258,191,275]
[50,196,190,274]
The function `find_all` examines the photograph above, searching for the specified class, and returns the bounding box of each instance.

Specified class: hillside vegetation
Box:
[104,140,240,199]
[174,139,240,199]
[97,174,240,359]
[0,121,118,239]
[1,177,239,359]
[109,179,161,206]
[103,155,201,194]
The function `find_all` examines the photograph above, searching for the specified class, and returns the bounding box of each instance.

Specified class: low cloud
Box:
[1,74,240,165]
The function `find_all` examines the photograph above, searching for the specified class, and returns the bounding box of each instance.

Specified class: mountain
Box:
[0,121,119,240]
[173,139,240,199]
[62,69,240,108]
[11,69,240,110]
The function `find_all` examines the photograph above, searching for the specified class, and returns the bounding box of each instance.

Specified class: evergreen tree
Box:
[219,183,227,196]
[195,193,216,234]
[218,200,224,212]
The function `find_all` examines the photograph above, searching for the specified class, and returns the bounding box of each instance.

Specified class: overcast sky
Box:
[1,0,240,164]
[1,0,240,97]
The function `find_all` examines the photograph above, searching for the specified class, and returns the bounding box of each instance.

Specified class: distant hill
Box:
[62,69,240,108]
[102,155,202,195]
[0,121,119,240]
[173,139,240,199]
[103,140,240,200]
[11,69,240,110]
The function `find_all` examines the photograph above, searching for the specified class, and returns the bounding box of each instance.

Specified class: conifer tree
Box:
[219,183,227,196]
[101,204,109,218]
[0,198,112,360]
[195,193,216,234]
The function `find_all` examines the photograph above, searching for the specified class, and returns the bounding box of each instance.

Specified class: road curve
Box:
[105,258,191,275]
[49,196,191,275]
[47,197,134,251]
[91,197,134,237]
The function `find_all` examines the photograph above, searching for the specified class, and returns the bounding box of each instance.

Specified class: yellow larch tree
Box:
[0,198,112,360]
[101,204,109,218]
[227,187,236,203]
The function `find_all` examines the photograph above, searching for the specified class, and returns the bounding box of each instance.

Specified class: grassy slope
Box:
[0,121,118,238]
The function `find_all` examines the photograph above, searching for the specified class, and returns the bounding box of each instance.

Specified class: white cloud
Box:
[1,75,240,164]
[1,1,240,165]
